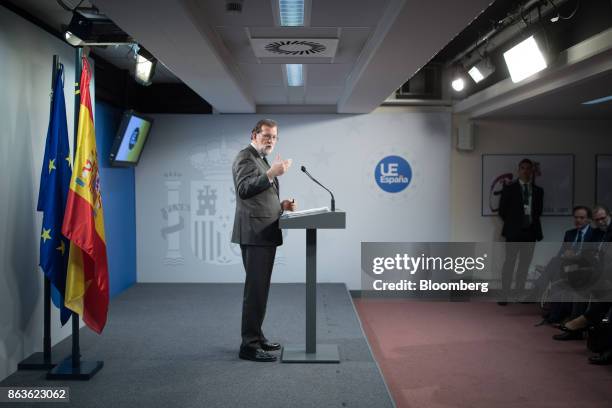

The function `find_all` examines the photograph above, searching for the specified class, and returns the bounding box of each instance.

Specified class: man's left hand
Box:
[281,199,297,212]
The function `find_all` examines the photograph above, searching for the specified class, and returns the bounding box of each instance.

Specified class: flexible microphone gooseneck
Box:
[301,166,335,212]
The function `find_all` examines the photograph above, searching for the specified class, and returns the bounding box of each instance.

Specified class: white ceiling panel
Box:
[310,0,391,27]
[288,86,306,104]
[215,27,258,64]
[251,85,289,105]
[238,63,285,86]
[306,64,352,87]
[305,86,344,104]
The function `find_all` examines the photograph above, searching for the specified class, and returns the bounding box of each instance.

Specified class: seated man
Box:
[553,205,612,347]
[537,206,594,324]
[591,205,612,244]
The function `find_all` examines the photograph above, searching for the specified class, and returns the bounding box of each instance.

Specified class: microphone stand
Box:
[301,166,335,212]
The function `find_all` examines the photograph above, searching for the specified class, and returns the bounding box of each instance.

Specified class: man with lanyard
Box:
[498,158,544,304]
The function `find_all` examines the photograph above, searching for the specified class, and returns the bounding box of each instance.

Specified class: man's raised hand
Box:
[267,154,292,178]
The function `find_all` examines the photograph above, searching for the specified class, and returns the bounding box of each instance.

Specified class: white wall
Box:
[451,118,612,266]
[135,111,452,289]
[0,7,77,381]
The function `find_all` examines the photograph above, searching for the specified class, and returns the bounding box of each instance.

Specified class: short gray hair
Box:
[251,119,278,134]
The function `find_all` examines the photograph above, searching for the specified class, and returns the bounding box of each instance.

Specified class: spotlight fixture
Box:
[134,47,157,86]
[467,59,495,83]
[503,35,547,83]
[451,77,465,92]
[63,9,131,46]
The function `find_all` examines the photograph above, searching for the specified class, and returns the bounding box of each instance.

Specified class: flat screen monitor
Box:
[109,110,153,166]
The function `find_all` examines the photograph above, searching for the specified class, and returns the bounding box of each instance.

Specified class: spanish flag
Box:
[62,56,109,334]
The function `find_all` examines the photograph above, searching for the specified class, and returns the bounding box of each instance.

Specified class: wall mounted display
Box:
[482,154,574,216]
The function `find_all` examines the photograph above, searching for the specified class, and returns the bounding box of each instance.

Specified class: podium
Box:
[279,208,346,363]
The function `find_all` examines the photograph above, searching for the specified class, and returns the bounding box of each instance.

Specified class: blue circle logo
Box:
[374,155,412,193]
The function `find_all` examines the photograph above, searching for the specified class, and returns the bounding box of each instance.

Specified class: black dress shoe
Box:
[260,341,281,351]
[552,329,584,341]
[239,348,277,362]
[497,302,508,306]
[588,351,612,365]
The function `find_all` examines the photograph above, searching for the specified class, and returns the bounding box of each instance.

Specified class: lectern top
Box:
[279,208,346,229]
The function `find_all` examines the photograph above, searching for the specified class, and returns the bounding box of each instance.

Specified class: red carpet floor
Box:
[353,299,612,408]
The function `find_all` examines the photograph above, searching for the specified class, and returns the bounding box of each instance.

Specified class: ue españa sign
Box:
[375,155,412,193]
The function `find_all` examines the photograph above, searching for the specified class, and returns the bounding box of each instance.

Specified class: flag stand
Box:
[47,47,103,381]
[46,313,103,380]
[18,55,61,371]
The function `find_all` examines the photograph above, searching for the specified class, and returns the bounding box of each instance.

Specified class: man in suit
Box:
[231,119,297,362]
[592,205,612,244]
[551,205,612,354]
[538,206,593,324]
[498,158,544,304]
[559,206,595,255]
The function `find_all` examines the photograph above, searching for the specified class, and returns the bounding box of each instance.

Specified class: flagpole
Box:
[70,47,82,372]
[17,54,61,371]
[47,47,103,380]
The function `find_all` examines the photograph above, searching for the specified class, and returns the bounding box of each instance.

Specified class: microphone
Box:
[301,166,335,212]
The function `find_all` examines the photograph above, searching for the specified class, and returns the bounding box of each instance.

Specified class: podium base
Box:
[281,344,339,363]
[17,352,56,370]
[46,356,103,380]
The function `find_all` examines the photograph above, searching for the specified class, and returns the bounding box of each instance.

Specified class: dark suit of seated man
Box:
[231,119,297,362]
[498,158,544,304]
[552,205,612,351]
[540,206,594,323]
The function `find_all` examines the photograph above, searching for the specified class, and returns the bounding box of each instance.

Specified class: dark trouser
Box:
[502,235,536,297]
[548,301,589,323]
[585,302,612,325]
[240,245,277,349]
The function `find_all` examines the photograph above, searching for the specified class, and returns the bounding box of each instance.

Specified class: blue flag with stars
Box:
[37,64,72,325]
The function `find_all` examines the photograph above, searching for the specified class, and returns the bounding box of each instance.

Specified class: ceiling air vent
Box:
[226,1,243,13]
[265,40,326,56]
[250,38,339,59]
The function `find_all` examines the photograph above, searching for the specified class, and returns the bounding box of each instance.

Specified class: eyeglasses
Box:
[594,217,607,222]
[258,133,278,142]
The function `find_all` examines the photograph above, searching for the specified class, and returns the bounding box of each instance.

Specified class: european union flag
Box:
[37,64,72,325]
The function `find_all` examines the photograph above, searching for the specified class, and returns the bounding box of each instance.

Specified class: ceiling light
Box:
[64,31,83,47]
[582,95,612,105]
[503,35,547,83]
[451,77,465,92]
[135,47,156,86]
[467,67,484,83]
[279,0,304,26]
[468,59,495,83]
[286,64,303,87]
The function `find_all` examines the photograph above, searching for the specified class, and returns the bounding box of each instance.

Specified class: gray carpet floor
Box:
[1,283,393,408]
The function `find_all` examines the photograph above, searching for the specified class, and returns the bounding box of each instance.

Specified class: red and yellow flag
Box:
[62,56,109,334]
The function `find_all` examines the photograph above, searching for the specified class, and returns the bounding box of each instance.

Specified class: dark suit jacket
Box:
[591,225,612,244]
[563,225,595,243]
[558,225,595,255]
[498,180,544,241]
[231,145,283,246]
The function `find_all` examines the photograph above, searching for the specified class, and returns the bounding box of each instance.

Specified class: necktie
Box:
[521,184,531,228]
[574,230,584,251]
[261,156,278,193]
